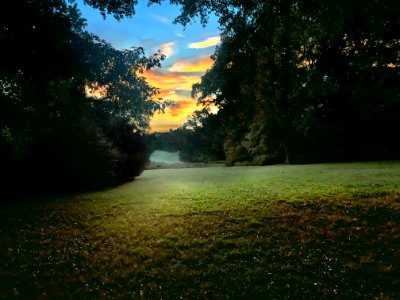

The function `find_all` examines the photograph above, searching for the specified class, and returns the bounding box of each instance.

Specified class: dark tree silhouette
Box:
[187,0,400,164]
[0,0,170,197]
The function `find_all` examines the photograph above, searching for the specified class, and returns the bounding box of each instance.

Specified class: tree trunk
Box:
[282,144,290,164]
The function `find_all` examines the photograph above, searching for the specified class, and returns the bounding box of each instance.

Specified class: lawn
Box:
[1,161,400,299]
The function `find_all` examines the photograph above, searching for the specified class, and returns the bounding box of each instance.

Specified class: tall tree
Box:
[0,0,170,196]
[187,0,400,163]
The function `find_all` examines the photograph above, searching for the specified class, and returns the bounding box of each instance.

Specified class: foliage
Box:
[180,109,225,162]
[101,116,150,180]
[1,162,399,298]
[186,0,400,164]
[0,0,169,196]
[145,131,182,153]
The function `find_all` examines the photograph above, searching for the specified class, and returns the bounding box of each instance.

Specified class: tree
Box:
[190,0,313,164]
[179,109,225,162]
[187,0,400,163]
[0,0,170,197]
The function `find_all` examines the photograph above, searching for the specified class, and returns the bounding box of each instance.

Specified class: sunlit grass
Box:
[1,161,399,298]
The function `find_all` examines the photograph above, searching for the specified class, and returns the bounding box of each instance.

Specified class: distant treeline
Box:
[145,109,225,163]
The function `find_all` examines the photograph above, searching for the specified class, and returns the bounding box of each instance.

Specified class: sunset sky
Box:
[76,0,220,132]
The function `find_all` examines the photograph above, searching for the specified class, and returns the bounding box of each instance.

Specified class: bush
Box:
[21,125,115,192]
[110,130,149,181]
[1,118,150,200]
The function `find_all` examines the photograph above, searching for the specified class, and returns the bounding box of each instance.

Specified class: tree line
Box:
[148,0,400,165]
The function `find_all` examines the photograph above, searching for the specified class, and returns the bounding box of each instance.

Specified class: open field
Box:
[149,150,182,164]
[1,161,400,299]
[147,150,223,169]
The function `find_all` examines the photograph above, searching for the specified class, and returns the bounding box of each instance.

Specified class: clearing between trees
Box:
[1,161,399,299]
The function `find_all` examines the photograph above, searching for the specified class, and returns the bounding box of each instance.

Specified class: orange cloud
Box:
[169,100,194,117]
[168,57,214,73]
[142,56,216,132]
[144,71,199,96]
[189,37,220,49]
[150,96,201,132]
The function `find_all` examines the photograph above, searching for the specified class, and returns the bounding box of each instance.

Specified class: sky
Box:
[76,0,220,132]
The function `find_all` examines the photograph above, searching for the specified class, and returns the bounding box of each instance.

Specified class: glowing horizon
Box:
[142,55,216,133]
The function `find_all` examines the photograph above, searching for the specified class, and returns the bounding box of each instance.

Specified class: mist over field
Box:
[150,150,182,164]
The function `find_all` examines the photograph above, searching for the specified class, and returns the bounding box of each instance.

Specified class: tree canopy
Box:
[0,0,170,197]
[149,0,400,164]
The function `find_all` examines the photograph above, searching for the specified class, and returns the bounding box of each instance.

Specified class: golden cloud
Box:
[168,57,214,73]
[149,97,200,132]
[189,37,220,49]
[148,88,202,132]
[169,100,195,117]
[143,71,199,96]
[142,56,216,132]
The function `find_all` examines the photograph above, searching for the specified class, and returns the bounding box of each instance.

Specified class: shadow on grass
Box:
[0,192,399,299]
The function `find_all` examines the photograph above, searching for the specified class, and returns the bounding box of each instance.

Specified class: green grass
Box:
[1,161,400,299]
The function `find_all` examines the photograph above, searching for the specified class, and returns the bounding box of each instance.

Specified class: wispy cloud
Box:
[168,57,213,73]
[139,38,157,48]
[153,15,172,24]
[189,37,220,49]
[157,42,175,58]
[169,100,195,117]
[149,93,200,132]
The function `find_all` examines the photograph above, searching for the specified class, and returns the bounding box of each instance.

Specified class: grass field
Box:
[1,161,400,299]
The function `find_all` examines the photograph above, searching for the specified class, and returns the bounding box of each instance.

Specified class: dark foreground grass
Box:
[1,162,400,299]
